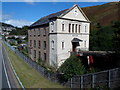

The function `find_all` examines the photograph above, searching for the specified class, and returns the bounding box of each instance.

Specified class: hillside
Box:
[9,26,29,35]
[82,2,120,29]
[1,22,15,27]
[1,22,28,35]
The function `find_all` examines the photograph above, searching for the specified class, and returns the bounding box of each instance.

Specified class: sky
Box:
[1,1,118,27]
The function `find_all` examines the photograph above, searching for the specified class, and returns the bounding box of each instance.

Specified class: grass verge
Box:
[4,43,64,88]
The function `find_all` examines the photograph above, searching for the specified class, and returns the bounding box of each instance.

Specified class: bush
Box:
[38,58,43,66]
[58,55,86,81]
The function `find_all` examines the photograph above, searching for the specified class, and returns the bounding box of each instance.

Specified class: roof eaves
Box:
[77,5,90,22]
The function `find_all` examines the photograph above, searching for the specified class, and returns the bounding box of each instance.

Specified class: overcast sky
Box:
[1,1,119,27]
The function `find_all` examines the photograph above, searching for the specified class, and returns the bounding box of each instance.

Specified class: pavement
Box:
[0,40,20,89]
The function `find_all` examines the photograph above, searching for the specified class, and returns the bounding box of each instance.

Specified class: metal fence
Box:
[4,41,120,88]
[4,41,59,83]
[15,50,58,83]
[65,68,120,88]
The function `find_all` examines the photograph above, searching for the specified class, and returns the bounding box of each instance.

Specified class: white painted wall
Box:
[56,33,89,67]
[49,5,90,67]
[49,20,58,66]
[49,19,90,67]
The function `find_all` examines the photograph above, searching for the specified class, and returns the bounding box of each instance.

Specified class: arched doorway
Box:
[71,38,82,52]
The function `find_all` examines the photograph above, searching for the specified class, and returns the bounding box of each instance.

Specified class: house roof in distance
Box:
[30,4,90,28]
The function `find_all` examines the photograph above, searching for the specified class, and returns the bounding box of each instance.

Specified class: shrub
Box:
[58,55,86,80]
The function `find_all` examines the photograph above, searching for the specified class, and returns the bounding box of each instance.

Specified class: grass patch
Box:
[4,43,64,88]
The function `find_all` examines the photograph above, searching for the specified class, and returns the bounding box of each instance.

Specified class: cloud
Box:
[0,14,11,21]
[0,13,12,22]
[24,0,35,4]
[4,19,33,27]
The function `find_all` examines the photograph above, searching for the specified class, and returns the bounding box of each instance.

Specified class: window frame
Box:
[51,40,55,50]
[34,40,36,48]
[38,29,41,36]
[38,40,40,49]
[44,53,46,63]
[51,22,54,32]
[44,41,46,50]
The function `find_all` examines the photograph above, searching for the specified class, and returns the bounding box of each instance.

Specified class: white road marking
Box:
[1,43,11,89]
[3,42,25,89]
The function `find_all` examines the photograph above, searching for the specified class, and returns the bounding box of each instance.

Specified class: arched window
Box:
[51,40,55,49]
[61,21,65,31]
[51,22,54,32]
[62,24,64,31]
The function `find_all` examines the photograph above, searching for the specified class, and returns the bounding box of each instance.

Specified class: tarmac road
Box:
[0,40,20,89]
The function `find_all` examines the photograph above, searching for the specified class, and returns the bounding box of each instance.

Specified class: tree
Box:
[112,21,120,67]
[58,55,86,80]
[112,21,120,52]
[9,26,29,35]
[90,25,114,51]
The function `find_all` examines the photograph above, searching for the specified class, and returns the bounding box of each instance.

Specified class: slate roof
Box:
[30,4,90,28]
[30,9,68,28]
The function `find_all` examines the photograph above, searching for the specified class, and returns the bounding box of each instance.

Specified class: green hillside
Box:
[82,2,120,29]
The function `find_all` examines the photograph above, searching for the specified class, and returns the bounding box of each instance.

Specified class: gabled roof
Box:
[59,4,90,22]
[30,4,90,28]
[30,9,68,28]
